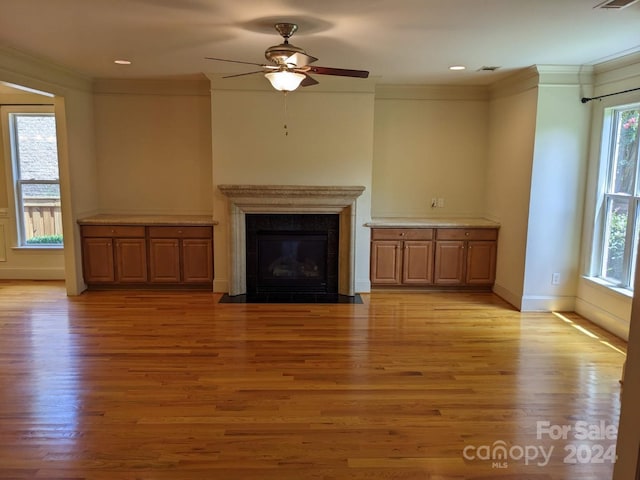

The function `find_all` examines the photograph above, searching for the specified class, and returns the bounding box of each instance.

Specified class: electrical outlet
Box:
[437,198,445,208]
[552,272,560,285]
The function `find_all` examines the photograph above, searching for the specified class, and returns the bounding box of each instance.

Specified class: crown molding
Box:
[489,66,540,99]
[593,50,640,76]
[592,51,640,90]
[0,46,91,94]
[535,65,594,86]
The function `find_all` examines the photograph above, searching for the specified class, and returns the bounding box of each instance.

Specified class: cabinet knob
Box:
[399,232,405,236]
[465,232,470,236]
[111,229,115,234]
[178,230,183,234]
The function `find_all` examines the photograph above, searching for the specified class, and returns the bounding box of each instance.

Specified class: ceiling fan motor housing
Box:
[265,23,307,66]
[265,42,306,66]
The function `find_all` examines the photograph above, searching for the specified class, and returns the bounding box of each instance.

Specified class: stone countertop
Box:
[365,217,500,228]
[78,214,218,226]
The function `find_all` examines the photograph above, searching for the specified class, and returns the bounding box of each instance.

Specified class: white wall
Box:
[521,69,592,312]
[209,75,375,293]
[372,86,489,218]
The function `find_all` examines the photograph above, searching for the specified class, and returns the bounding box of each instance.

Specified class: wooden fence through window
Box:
[23,198,62,240]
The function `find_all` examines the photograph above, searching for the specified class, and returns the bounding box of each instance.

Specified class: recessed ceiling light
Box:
[449,65,466,71]
[114,59,132,65]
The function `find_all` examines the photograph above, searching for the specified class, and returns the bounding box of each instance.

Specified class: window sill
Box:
[12,245,64,252]
[582,275,633,299]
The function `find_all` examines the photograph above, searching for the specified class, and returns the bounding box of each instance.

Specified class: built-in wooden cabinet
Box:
[370,229,434,285]
[148,226,213,284]
[434,228,497,286]
[80,221,214,290]
[370,225,498,289]
[81,225,147,284]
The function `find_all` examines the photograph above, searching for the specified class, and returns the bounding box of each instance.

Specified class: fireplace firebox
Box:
[246,214,339,301]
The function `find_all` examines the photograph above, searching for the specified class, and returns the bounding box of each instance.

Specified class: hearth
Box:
[246,214,339,300]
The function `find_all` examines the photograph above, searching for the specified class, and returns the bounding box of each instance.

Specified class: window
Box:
[1,107,63,246]
[595,104,640,289]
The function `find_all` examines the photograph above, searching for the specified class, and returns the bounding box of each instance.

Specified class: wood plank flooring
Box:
[0,281,626,480]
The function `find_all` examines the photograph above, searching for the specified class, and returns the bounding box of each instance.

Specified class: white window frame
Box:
[1,105,62,249]
[592,102,640,291]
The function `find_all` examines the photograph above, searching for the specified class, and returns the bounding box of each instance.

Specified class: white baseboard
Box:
[520,295,577,312]
[356,279,371,293]
[0,267,65,280]
[493,282,577,312]
[575,297,630,341]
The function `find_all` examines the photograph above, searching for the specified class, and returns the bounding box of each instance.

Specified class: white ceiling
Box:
[1,0,640,86]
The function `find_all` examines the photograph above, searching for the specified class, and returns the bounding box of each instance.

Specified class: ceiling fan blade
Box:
[222,70,264,79]
[205,56,265,67]
[285,52,318,68]
[308,66,369,78]
[301,74,319,87]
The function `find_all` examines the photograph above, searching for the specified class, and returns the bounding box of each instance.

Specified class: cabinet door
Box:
[114,238,147,283]
[466,241,497,285]
[370,240,403,285]
[434,241,465,285]
[402,241,434,284]
[82,237,114,283]
[182,238,213,283]
[148,239,181,283]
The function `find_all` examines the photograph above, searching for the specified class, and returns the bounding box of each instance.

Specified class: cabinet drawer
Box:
[148,226,212,239]
[81,225,145,238]
[436,228,498,241]
[372,228,433,241]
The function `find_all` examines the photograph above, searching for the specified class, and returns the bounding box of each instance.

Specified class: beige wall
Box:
[485,81,538,308]
[209,75,375,293]
[372,86,489,218]
[93,78,212,215]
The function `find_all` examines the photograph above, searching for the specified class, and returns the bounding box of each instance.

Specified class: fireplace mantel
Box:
[218,184,365,296]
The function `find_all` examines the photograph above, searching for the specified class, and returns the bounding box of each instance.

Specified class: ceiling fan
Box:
[206,23,369,92]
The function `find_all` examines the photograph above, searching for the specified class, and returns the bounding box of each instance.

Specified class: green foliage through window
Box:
[25,234,63,245]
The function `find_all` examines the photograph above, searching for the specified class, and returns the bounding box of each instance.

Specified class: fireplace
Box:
[217,184,365,299]
[246,214,339,300]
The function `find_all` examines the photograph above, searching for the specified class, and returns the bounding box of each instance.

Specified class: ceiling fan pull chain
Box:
[283,92,289,136]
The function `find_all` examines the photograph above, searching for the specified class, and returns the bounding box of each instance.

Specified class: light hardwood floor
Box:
[0,281,626,480]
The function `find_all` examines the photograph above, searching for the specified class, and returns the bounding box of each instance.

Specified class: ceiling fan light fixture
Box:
[265,70,305,92]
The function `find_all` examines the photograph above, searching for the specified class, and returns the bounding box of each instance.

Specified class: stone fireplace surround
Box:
[218,185,365,297]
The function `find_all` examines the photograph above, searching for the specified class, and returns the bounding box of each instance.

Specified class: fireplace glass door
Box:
[245,214,339,298]
[257,232,328,292]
